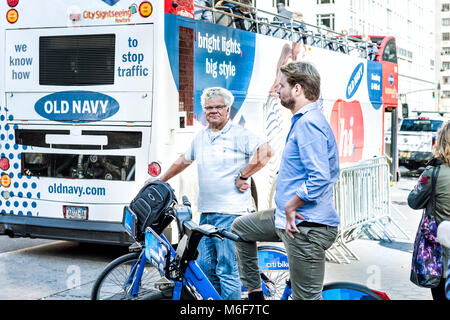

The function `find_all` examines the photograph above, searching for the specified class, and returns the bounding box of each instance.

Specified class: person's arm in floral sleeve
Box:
[407,166,434,210]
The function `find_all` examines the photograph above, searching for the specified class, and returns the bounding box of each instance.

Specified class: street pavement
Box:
[323,171,433,300]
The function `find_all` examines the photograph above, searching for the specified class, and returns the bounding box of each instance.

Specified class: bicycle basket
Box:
[129,181,176,239]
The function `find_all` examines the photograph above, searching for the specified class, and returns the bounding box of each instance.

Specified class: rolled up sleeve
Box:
[295,121,331,202]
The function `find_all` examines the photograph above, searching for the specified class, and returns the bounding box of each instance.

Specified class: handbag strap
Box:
[429,165,440,215]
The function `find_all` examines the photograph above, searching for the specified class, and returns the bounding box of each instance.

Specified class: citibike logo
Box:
[266,260,289,269]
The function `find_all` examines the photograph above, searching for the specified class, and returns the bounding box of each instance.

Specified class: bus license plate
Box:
[400,152,411,158]
[64,206,88,220]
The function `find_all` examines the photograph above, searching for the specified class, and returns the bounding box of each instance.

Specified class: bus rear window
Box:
[39,34,115,86]
[400,119,443,132]
[22,153,135,181]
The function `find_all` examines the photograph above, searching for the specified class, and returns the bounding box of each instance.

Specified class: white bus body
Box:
[0,0,397,244]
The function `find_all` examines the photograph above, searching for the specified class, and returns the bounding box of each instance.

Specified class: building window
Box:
[443,18,450,26]
[444,33,450,41]
[443,76,449,85]
[317,13,335,29]
[398,47,413,60]
[443,47,450,55]
[442,62,450,71]
[443,3,450,12]
[317,0,335,4]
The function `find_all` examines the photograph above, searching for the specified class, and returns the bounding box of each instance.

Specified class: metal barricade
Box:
[326,157,410,264]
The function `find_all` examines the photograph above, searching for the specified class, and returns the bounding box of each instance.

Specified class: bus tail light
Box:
[139,1,153,18]
[1,174,11,188]
[7,0,19,7]
[0,158,10,171]
[148,162,161,177]
[6,9,18,24]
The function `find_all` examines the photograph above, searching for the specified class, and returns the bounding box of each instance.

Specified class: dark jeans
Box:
[431,277,448,301]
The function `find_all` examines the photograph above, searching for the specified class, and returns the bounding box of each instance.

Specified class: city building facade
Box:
[437,0,450,113]
[252,0,438,117]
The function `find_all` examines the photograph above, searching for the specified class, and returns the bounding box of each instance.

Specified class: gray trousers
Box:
[231,209,338,300]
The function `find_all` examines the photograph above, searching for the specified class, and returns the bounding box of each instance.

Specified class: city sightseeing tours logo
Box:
[83,2,142,23]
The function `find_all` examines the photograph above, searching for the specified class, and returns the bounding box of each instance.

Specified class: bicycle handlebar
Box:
[220,229,240,242]
[178,195,240,242]
[182,195,191,208]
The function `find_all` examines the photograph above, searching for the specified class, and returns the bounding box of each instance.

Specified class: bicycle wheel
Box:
[257,245,290,300]
[91,252,170,300]
[322,282,388,300]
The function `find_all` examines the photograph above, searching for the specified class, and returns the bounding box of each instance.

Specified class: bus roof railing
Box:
[194,0,380,61]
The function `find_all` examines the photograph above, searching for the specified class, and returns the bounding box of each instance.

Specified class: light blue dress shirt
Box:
[274,102,340,229]
[185,121,265,214]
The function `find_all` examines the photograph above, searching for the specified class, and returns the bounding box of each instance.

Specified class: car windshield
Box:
[400,119,443,132]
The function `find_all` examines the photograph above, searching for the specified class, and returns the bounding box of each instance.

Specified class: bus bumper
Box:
[0,214,134,246]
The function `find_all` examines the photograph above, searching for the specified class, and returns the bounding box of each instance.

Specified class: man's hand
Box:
[235,178,250,193]
[144,177,159,186]
[284,195,306,239]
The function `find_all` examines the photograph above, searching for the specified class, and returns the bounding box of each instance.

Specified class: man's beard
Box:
[279,96,295,110]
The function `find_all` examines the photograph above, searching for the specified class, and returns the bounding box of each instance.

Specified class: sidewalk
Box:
[324,173,433,300]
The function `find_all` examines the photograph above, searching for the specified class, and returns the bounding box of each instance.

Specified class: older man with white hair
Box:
[157,87,272,300]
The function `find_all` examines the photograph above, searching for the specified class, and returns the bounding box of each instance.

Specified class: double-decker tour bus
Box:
[0,0,398,244]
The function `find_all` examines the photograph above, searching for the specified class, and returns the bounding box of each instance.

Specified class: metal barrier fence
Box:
[326,157,410,264]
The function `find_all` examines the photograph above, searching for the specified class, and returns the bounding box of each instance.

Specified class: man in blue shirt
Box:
[155,87,272,300]
[232,61,340,300]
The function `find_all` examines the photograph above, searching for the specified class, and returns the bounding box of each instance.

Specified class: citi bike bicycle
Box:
[91,183,389,300]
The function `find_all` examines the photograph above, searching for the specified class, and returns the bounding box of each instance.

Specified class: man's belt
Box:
[298,221,329,228]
